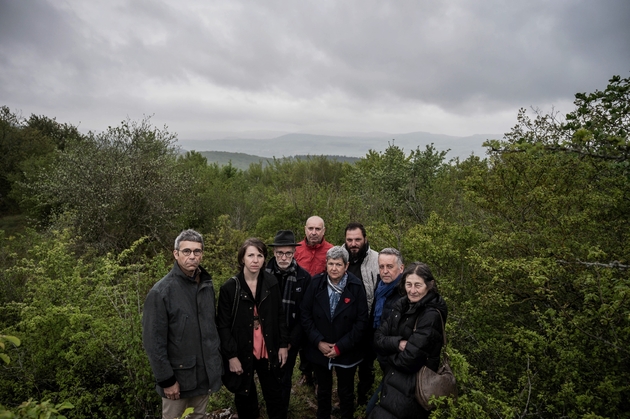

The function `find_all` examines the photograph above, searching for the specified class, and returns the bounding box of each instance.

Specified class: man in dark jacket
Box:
[301,246,369,419]
[366,247,405,415]
[265,230,312,417]
[142,229,222,419]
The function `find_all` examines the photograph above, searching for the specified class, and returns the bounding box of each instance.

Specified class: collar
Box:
[305,239,328,249]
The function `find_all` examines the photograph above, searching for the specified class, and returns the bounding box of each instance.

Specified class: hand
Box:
[398,340,407,352]
[164,381,180,400]
[318,341,337,358]
[229,357,243,375]
[278,347,288,367]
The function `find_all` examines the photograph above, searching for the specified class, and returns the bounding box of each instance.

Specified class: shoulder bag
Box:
[415,309,458,410]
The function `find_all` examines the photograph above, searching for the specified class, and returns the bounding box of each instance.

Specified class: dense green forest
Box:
[0,74,629,418]
[196,151,360,171]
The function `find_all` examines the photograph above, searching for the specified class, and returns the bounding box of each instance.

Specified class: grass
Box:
[207,361,381,418]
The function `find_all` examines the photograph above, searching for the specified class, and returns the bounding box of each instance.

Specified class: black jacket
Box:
[265,258,312,349]
[370,292,448,419]
[217,270,289,394]
[368,276,405,356]
[300,271,369,368]
[142,262,223,398]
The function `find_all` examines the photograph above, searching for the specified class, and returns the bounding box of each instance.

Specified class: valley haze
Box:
[178,131,499,160]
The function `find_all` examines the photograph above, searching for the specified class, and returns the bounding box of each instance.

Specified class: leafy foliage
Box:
[25,118,190,253]
[1,73,629,418]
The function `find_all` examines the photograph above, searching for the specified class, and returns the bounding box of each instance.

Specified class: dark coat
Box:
[369,292,448,419]
[369,276,405,360]
[217,270,289,394]
[300,271,369,368]
[371,275,405,330]
[265,258,312,349]
[142,262,223,399]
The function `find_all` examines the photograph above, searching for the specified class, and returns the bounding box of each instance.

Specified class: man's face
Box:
[274,245,296,270]
[326,258,349,282]
[173,240,203,276]
[305,217,326,245]
[378,254,404,284]
[345,228,365,257]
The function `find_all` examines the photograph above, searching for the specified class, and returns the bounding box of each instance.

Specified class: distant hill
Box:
[197,151,269,170]
[178,131,500,160]
[196,151,360,170]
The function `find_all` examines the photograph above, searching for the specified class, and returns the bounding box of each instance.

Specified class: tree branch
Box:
[556,260,630,269]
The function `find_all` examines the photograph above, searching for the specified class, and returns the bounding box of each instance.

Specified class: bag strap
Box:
[230,276,240,332]
[414,308,449,361]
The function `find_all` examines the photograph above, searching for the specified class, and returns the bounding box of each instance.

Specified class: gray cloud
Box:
[1,0,628,137]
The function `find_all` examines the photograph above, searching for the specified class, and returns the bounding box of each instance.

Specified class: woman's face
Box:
[405,273,428,302]
[242,245,265,275]
[326,258,348,283]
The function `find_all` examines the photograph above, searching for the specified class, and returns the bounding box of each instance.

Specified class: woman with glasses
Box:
[217,238,289,419]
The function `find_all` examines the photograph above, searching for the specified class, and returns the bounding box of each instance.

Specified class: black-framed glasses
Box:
[179,248,203,256]
[275,251,294,259]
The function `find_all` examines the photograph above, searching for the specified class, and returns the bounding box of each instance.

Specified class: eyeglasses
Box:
[178,248,203,256]
[275,251,294,259]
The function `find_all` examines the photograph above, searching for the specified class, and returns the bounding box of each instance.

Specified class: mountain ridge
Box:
[177,131,501,159]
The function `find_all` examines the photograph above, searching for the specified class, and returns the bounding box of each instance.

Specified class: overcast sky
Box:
[1,0,629,139]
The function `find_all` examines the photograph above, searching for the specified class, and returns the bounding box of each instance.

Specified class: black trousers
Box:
[357,343,376,405]
[312,363,358,419]
[280,345,299,417]
[234,358,285,419]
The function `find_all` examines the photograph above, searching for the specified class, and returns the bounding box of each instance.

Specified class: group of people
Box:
[142,216,448,419]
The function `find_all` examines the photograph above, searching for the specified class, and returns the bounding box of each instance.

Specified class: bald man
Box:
[294,216,334,277]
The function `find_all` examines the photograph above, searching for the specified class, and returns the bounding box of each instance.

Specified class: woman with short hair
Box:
[369,262,448,419]
[301,245,369,419]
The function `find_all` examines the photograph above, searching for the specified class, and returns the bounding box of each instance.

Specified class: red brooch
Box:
[344,298,350,304]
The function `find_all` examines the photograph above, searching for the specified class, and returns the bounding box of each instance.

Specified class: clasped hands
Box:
[318,341,338,358]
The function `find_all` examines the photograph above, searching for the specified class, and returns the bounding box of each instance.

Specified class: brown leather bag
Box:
[414,309,458,410]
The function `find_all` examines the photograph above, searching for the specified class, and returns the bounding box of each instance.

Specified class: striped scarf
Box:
[266,258,298,324]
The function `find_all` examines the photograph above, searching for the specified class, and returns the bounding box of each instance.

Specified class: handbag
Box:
[414,309,458,410]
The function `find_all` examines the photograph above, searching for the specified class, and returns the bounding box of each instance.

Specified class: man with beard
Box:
[265,230,312,417]
[294,215,334,277]
[343,222,379,407]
